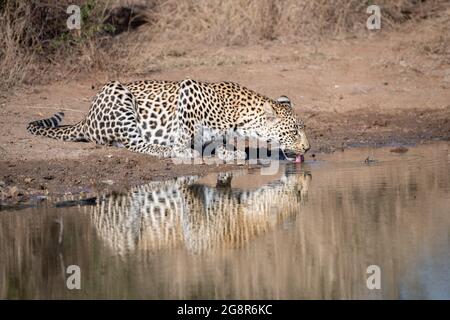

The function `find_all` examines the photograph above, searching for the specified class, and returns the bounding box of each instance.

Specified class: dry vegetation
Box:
[147,0,434,43]
[1,0,449,91]
[0,0,117,89]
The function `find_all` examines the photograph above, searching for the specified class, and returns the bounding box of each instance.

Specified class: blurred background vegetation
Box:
[1,0,449,90]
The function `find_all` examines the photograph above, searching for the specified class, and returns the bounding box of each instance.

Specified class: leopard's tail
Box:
[27,112,87,141]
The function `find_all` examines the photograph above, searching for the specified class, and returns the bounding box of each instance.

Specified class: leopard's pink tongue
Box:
[295,155,304,163]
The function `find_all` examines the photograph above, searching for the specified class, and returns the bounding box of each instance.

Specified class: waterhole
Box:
[1,142,449,299]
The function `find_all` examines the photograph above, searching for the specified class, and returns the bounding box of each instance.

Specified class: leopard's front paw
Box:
[233,150,247,161]
[216,147,247,163]
[172,148,201,159]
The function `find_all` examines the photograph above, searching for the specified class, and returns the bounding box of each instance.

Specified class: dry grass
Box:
[1,0,449,90]
[0,0,117,90]
[146,0,429,44]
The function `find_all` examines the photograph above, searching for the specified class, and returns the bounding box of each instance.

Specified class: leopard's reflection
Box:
[91,166,311,255]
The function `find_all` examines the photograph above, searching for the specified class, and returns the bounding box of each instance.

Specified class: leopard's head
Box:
[261,96,310,162]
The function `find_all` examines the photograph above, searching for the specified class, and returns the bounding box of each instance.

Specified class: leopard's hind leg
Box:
[85,81,173,158]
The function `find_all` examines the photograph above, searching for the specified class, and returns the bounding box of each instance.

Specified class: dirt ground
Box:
[1,24,450,206]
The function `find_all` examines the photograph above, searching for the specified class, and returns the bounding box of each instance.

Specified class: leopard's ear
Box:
[276,95,291,107]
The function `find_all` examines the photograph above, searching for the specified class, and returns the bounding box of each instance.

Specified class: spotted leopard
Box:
[27,79,310,161]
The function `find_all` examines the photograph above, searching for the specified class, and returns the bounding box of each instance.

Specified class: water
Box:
[1,142,449,299]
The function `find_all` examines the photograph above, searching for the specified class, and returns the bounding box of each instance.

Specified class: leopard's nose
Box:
[301,144,310,153]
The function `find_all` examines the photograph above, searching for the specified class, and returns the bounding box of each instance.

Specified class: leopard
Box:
[27,79,310,161]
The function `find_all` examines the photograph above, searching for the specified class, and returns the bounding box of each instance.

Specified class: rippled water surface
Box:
[1,142,449,299]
